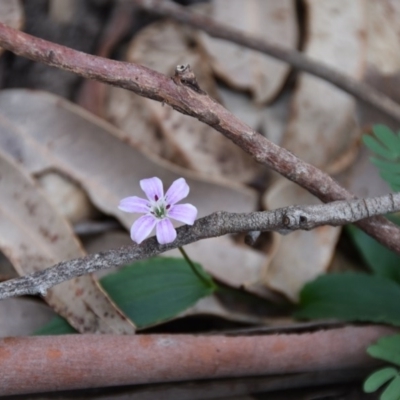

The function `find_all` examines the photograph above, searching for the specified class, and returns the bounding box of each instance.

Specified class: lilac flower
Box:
[118,177,198,245]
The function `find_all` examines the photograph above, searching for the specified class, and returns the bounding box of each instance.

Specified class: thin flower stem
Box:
[178,246,216,289]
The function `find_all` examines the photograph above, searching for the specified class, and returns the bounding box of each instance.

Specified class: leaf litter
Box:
[0,150,135,334]
[107,20,262,183]
[197,0,298,104]
[1,0,400,396]
[0,89,276,309]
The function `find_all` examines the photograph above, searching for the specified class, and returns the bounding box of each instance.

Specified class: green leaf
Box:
[346,225,400,284]
[382,375,400,400]
[296,273,400,326]
[34,315,77,335]
[364,134,398,160]
[380,172,400,186]
[364,367,398,393]
[373,125,400,158]
[34,257,216,334]
[370,157,400,175]
[100,257,216,328]
[364,125,400,160]
[363,125,400,191]
[367,335,400,366]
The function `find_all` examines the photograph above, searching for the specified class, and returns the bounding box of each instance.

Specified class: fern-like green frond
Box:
[363,124,400,192]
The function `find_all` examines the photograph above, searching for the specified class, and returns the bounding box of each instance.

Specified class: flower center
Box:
[150,197,171,219]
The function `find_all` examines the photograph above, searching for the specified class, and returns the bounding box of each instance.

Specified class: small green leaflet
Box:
[368,335,400,366]
[295,273,400,326]
[363,335,400,400]
[346,224,400,284]
[364,367,398,393]
[35,257,216,334]
[363,124,400,191]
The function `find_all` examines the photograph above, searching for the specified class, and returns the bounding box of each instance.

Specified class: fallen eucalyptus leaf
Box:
[37,171,97,224]
[125,20,261,182]
[262,179,340,301]
[198,0,298,104]
[0,150,135,334]
[358,1,400,131]
[0,298,56,337]
[0,0,24,56]
[0,89,259,298]
[36,257,217,333]
[164,236,276,300]
[283,0,366,170]
[366,0,400,76]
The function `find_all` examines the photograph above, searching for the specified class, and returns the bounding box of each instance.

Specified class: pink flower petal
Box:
[140,177,164,202]
[131,215,157,244]
[118,196,149,213]
[168,204,197,225]
[165,178,189,205]
[156,218,177,244]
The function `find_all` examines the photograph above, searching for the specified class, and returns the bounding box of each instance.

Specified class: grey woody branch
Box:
[0,192,399,301]
[133,0,400,123]
[0,23,398,253]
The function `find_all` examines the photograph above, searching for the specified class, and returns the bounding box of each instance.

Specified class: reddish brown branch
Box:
[0,326,394,396]
[134,0,400,123]
[0,23,399,252]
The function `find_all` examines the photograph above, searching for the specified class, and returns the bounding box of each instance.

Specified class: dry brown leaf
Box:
[366,0,400,76]
[48,0,77,23]
[261,180,340,301]
[0,150,135,334]
[165,236,276,300]
[105,86,167,157]
[345,1,400,193]
[83,228,276,303]
[336,142,391,198]
[0,89,259,291]
[123,20,261,182]
[357,0,400,130]
[0,0,23,56]
[217,86,263,131]
[283,0,366,170]
[0,298,56,337]
[198,0,298,104]
[83,230,277,325]
[260,89,292,146]
[37,171,97,224]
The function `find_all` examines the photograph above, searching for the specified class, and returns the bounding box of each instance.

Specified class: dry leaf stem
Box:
[0,23,399,253]
[133,0,400,123]
[0,325,394,396]
[0,192,399,300]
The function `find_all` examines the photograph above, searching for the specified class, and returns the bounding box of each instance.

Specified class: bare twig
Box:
[133,0,400,123]
[0,326,395,396]
[1,192,399,300]
[0,23,399,253]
